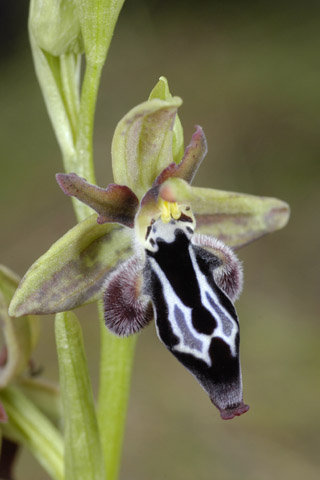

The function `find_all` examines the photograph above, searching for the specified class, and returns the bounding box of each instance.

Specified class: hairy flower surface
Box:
[9,77,290,419]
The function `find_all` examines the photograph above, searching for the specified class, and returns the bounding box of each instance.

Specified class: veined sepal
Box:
[149,76,184,164]
[111,95,183,199]
[9,215,133,317]
[159,177,290,248]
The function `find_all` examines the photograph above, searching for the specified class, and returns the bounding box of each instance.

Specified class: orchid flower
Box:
[9,77,289,420]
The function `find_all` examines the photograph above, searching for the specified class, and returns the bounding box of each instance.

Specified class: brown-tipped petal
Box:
[219,402,250,420]
[56,173,139,227]
[154,126,207,186]
[103,256,153,336]
[191,234,243,302]
[159,178,290,249]
[9,215,133,316]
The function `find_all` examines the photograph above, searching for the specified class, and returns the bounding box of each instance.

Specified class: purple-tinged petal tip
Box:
[56,173,139,228]
[154,125,207,186]
[219,402,250,420]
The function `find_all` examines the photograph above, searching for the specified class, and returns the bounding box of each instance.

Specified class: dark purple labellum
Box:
[103,211,248,420]
[142,218,249,419]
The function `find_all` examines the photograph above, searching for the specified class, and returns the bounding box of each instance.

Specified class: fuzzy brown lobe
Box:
[191,234,243,301]
[103,256,154,336]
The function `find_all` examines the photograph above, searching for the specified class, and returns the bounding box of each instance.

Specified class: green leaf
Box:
[0,387,64,480]
[0,266,40,388]
[149,76,184,164]
[112,97,183,199]
[9,215,133,317]
[55,311,105,480]
[160,177,290,248]
[75,0,125,65]
[18,377,61,424]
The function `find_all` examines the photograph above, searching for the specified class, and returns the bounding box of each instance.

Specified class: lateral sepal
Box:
[9,216,133,316]
[159,177,290,248]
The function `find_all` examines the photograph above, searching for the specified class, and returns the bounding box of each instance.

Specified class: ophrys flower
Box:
[9,77,290,419]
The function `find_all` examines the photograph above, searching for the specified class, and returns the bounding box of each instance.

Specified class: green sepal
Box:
[29,0,83,56]
[112,97,183,200]
[55,311,105,480]
[0,266,40,388]
[160,178,290,248]
[149,76,184,164]
[75,0,125,66]
[9,215,133,317]
[0,387,64,480]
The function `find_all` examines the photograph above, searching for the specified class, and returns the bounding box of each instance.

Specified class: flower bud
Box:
[29,0,83,56]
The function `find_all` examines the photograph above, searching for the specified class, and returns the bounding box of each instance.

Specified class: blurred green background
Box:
[1,0,320,479]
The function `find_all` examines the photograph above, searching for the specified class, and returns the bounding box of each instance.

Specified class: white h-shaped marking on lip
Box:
[149,256,213,366]
[188,245,238,357]
[149,244,239,367]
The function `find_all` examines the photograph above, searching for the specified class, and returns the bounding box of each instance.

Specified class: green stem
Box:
[97,302,137,480]
[76,61,103,184]
[69,60,103,222]
[60,53,81,141]
[0,387,64,480]
[55,312,105,480]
